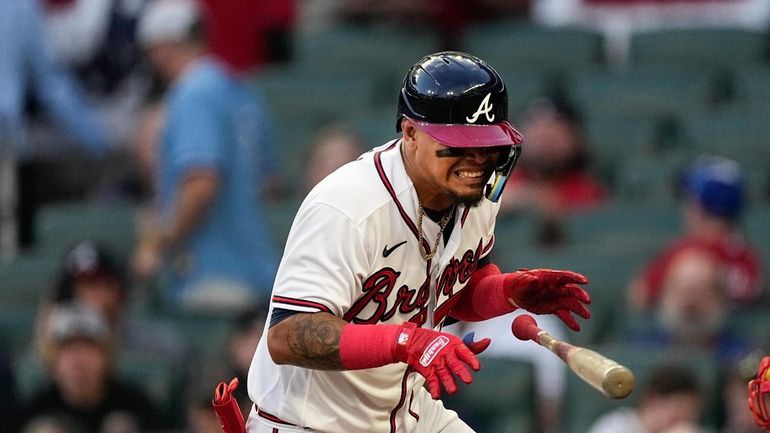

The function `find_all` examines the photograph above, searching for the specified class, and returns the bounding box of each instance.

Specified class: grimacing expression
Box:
[410,124,505,207]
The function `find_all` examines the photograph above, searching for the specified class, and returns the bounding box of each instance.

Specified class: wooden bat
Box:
[511,314,635,399]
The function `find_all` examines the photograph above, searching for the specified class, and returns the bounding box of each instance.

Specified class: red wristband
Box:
[338,323,399,370]
[450,264,515,321]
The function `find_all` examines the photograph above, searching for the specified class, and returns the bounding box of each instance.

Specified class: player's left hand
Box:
[503,268,591,332]
[394,322,490,399]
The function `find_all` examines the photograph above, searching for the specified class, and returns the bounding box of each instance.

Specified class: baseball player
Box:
[246,51,591,433]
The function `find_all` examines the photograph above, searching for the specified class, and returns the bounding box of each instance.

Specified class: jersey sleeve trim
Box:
[271,295,333,314]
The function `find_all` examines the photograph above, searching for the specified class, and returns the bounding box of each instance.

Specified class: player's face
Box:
[403,121,505,209]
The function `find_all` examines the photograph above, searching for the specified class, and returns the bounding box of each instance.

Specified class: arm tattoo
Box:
[286,313,344,370]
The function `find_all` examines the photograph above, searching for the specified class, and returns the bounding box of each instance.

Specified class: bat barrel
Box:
[570,348,635,399]
[603,365,635,399]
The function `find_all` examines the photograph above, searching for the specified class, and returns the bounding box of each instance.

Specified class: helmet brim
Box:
[410,119,524,148]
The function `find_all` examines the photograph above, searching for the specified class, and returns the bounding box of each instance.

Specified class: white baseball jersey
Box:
[247,139,500,433]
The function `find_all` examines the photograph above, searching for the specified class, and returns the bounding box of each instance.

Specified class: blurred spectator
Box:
[224,307,266,415]
[184,389,222,433]
[304,122,367,193]
[202,0,296,72]
[22,304,165,433]
[630,246,753,366]
[628,156,764,311]
[132,0,282,313]
[21,416,78,433]
[0,0,110,256]
[445,311,568,433]
[129,98,165,201]
[586,363,707,433]
[176,306,265,433]
[38,240,185,363]
[721,355,767,433]
[499,96,607,245]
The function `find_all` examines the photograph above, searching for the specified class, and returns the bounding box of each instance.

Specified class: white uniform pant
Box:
[247,387,475,433]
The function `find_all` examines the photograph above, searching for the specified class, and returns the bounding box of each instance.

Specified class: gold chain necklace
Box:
[416,200,455,262]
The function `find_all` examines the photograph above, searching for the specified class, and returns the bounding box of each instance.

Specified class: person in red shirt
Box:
[628,156,763,310]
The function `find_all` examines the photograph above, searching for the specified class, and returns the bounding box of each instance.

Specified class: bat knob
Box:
[511,314,539,342]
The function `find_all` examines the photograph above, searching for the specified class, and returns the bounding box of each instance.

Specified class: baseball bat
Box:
[511,314,635,399]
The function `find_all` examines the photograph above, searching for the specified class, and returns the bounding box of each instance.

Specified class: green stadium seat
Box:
[614,150,692,204]
[35,202,137,263]
[583,115,662,187]
[347,109,401,149]
[292,26,439,98]
[498,72,551,119]
[629,28,768,71]
[0,303,38,355]
[464,22,605,81]
[734,66,770,112]
[264,198,302,251]
[442,358,537,433]
[568,67,717,121]
[680,110,770,172]
[254,67,380,125]
[565,202,680,247]
[0,253,60,306]
[166,311,232,360]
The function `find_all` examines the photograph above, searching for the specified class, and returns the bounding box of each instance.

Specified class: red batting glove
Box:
[393,322,490,400]
[504,268,591,332]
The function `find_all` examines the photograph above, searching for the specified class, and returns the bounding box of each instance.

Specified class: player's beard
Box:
[449,188,485,208]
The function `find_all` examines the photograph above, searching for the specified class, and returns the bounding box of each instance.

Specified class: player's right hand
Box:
[393,322,490,399]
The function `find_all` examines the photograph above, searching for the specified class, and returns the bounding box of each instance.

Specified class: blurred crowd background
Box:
[1,0,770,432]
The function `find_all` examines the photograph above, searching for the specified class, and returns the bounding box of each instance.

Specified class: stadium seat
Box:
[442,358,537,433]
[0,253,60,306]
[629,28,768,71]
[264,198,302,251]
[734,66,770,113]
[567,66,717,121]
[464,21,605,82]
[253,67,380,126]
[293,26,439,80]
[680,110,770,172]
[35,202,137,263]
[614,150,692,204]
[0,303,38,356]
[498,72,551,119]
[583,115,661,186]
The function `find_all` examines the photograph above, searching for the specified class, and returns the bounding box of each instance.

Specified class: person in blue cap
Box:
[628,155,763,311]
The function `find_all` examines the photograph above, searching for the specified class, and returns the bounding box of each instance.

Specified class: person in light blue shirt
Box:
[0,0,109,257]
[133,0,280,313]
[0,0,108,156]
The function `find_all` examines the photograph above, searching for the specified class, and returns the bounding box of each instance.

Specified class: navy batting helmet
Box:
[397,51,524,202]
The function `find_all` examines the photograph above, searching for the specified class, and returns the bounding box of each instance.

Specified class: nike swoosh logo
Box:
[383,241,407,258]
